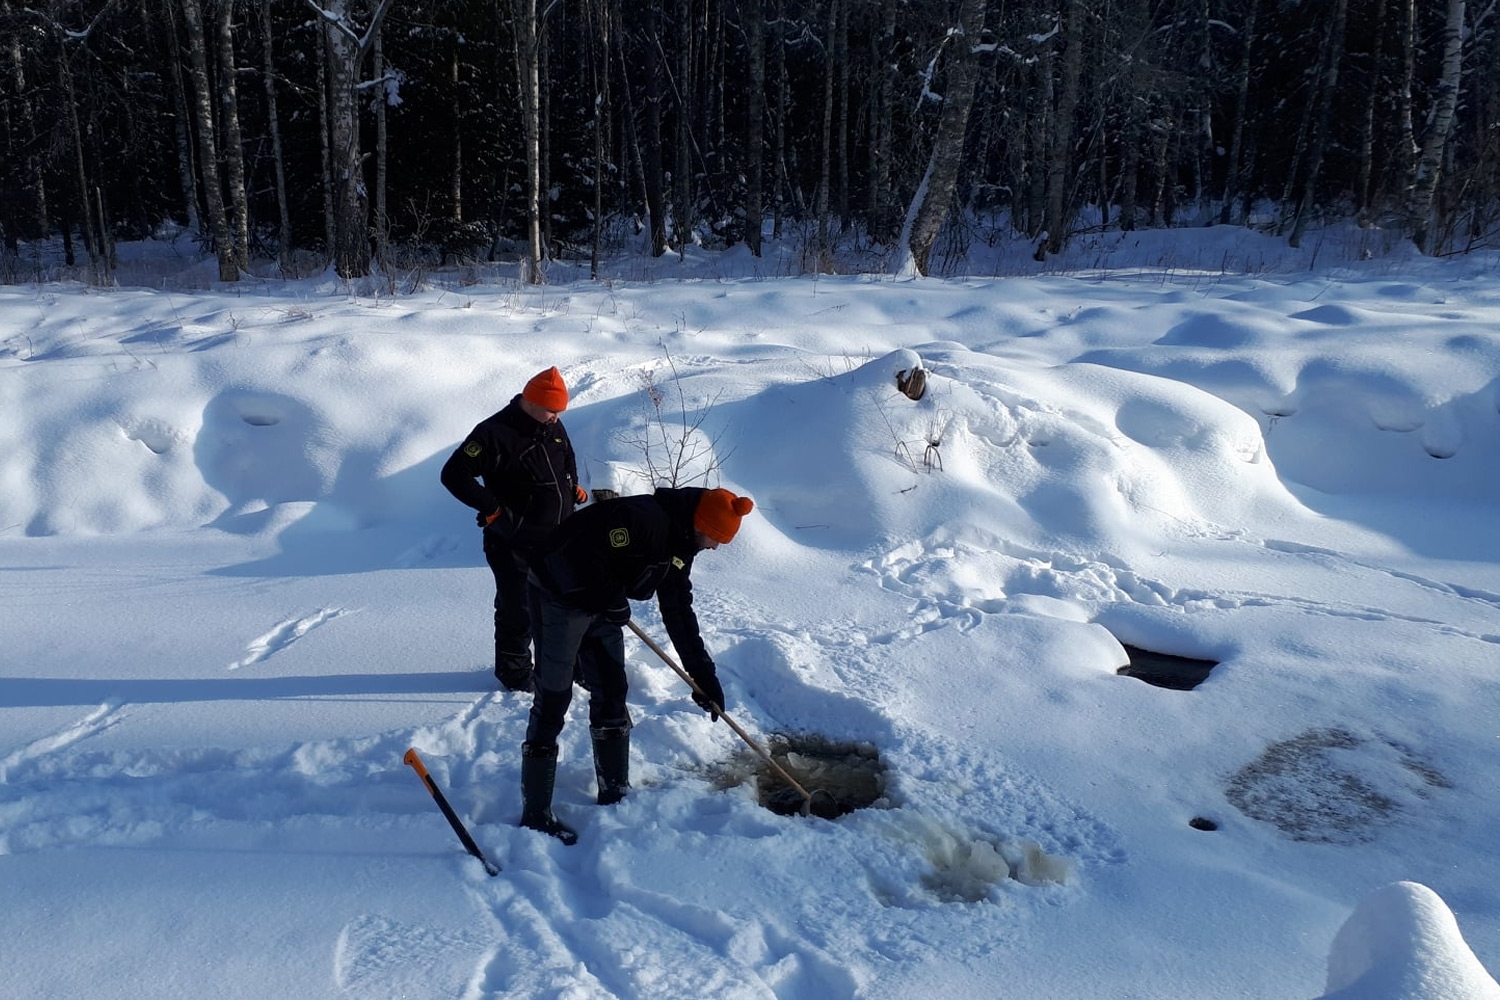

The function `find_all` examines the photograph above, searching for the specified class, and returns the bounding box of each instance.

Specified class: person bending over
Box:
[517,486,755,843]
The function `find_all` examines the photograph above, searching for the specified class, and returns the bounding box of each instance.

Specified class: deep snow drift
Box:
[1,227,1498,999]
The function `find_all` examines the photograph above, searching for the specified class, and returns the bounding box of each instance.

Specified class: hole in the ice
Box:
[241,413,280,427]
[1115,644,1218,690]
[708,734,887,818]
[1189,816,1218,831]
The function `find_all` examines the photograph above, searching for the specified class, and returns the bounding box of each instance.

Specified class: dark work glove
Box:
[690,670,724,722]
[602,603,631,626]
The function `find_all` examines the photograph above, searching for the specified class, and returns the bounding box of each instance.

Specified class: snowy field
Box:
[1,226,1498,999]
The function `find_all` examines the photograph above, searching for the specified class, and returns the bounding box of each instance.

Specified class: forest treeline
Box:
[0,0,1490,282]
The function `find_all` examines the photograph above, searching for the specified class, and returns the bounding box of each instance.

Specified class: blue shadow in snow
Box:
[0,671,490,708]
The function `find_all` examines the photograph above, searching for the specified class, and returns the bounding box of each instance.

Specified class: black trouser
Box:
[525,582,630,746]
[483,535,532,665]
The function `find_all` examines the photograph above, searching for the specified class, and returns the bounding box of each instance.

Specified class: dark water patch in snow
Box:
[1226,727,1450,843]
[1114,644,1218,690]
[708,734,886,818]
[1189,816,1219,831]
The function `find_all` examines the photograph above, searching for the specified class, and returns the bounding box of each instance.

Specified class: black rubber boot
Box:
[519,742,578,845]
[590,724,631,805]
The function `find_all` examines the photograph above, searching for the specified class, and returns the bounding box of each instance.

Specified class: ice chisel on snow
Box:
[402,747,500,876]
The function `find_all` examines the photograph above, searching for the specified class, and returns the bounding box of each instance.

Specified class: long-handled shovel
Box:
[627,620,834,819]
[403,747,500,876]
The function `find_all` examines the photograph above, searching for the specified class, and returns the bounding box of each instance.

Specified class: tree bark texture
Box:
[905,0,986,276]
[1409,0,1465,253]
[214,0,250,270]
[260,0,293,270]
[178,0,237,280]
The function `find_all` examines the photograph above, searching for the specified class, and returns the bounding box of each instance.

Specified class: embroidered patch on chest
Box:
[609,528,630,548]
[671,556,685,569]
[463,441,483,457]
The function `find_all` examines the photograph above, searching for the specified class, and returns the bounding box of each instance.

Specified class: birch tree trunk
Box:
[745,0,764,255]
[1025,27,1054,238]
[1396,0,1416,190]
[643,2,667,256]
[316,33,335,256]
[539,19,552,257]
[448,33,460,221]
[834,0,849,232]
[307,0,395,279]
[611,0,650,249]
[325,11,366,277]
[178,0,238,280]
[901,0,986,276]
[373,29,388,268]
[1219,0,1258,225]
[1042,0,1084,256]
[2,0,49,246]
[813,0,837,259]
[588,0,610,276]
[1409,0,1465,254]
[159,0,200,236]
[1355,0,1388,224]
[771,0,787,239]
[1118,114,1141,232]
[260,0,293,271]
[214,0,250,270]
[330,33,363,269]
[513,0,543,281]
[675,0,692,255]
[868,0,897,242]
[57,41,102,270]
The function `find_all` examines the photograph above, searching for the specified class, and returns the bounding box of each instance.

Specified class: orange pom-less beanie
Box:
[522,367,569,411]
[694,488,755,544]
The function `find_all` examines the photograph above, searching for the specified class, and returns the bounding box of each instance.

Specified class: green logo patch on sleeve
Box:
[463,441,483,458]
[609,528,630,548]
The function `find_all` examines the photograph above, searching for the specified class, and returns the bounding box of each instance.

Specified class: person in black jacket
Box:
[516,485,755,844]
[440,367,587,692]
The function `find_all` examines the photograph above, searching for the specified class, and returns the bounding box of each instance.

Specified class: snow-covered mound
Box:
[1318,882,1500,1000]
[2,247,1498,999]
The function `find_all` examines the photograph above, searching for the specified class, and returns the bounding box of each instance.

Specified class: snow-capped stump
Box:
[895,366,927,400]
[710,734,886,818]
[1114,644,1218,690]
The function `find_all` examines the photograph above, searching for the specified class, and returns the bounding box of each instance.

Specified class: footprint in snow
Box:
[228,608,352,670]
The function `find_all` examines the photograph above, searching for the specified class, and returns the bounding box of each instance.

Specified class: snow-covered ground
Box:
[1,226,1498,999]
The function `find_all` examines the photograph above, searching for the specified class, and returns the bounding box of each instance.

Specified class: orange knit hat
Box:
[694,488,755,544]
[522,367,569,411]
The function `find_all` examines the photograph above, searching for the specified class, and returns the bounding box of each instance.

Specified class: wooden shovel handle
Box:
[626,620,816,810]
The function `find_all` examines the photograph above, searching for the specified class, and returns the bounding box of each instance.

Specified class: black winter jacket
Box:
[440,395,579,551]
[530,487,715,677]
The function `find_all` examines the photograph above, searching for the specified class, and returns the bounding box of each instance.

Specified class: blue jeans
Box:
[524,583,630,746]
